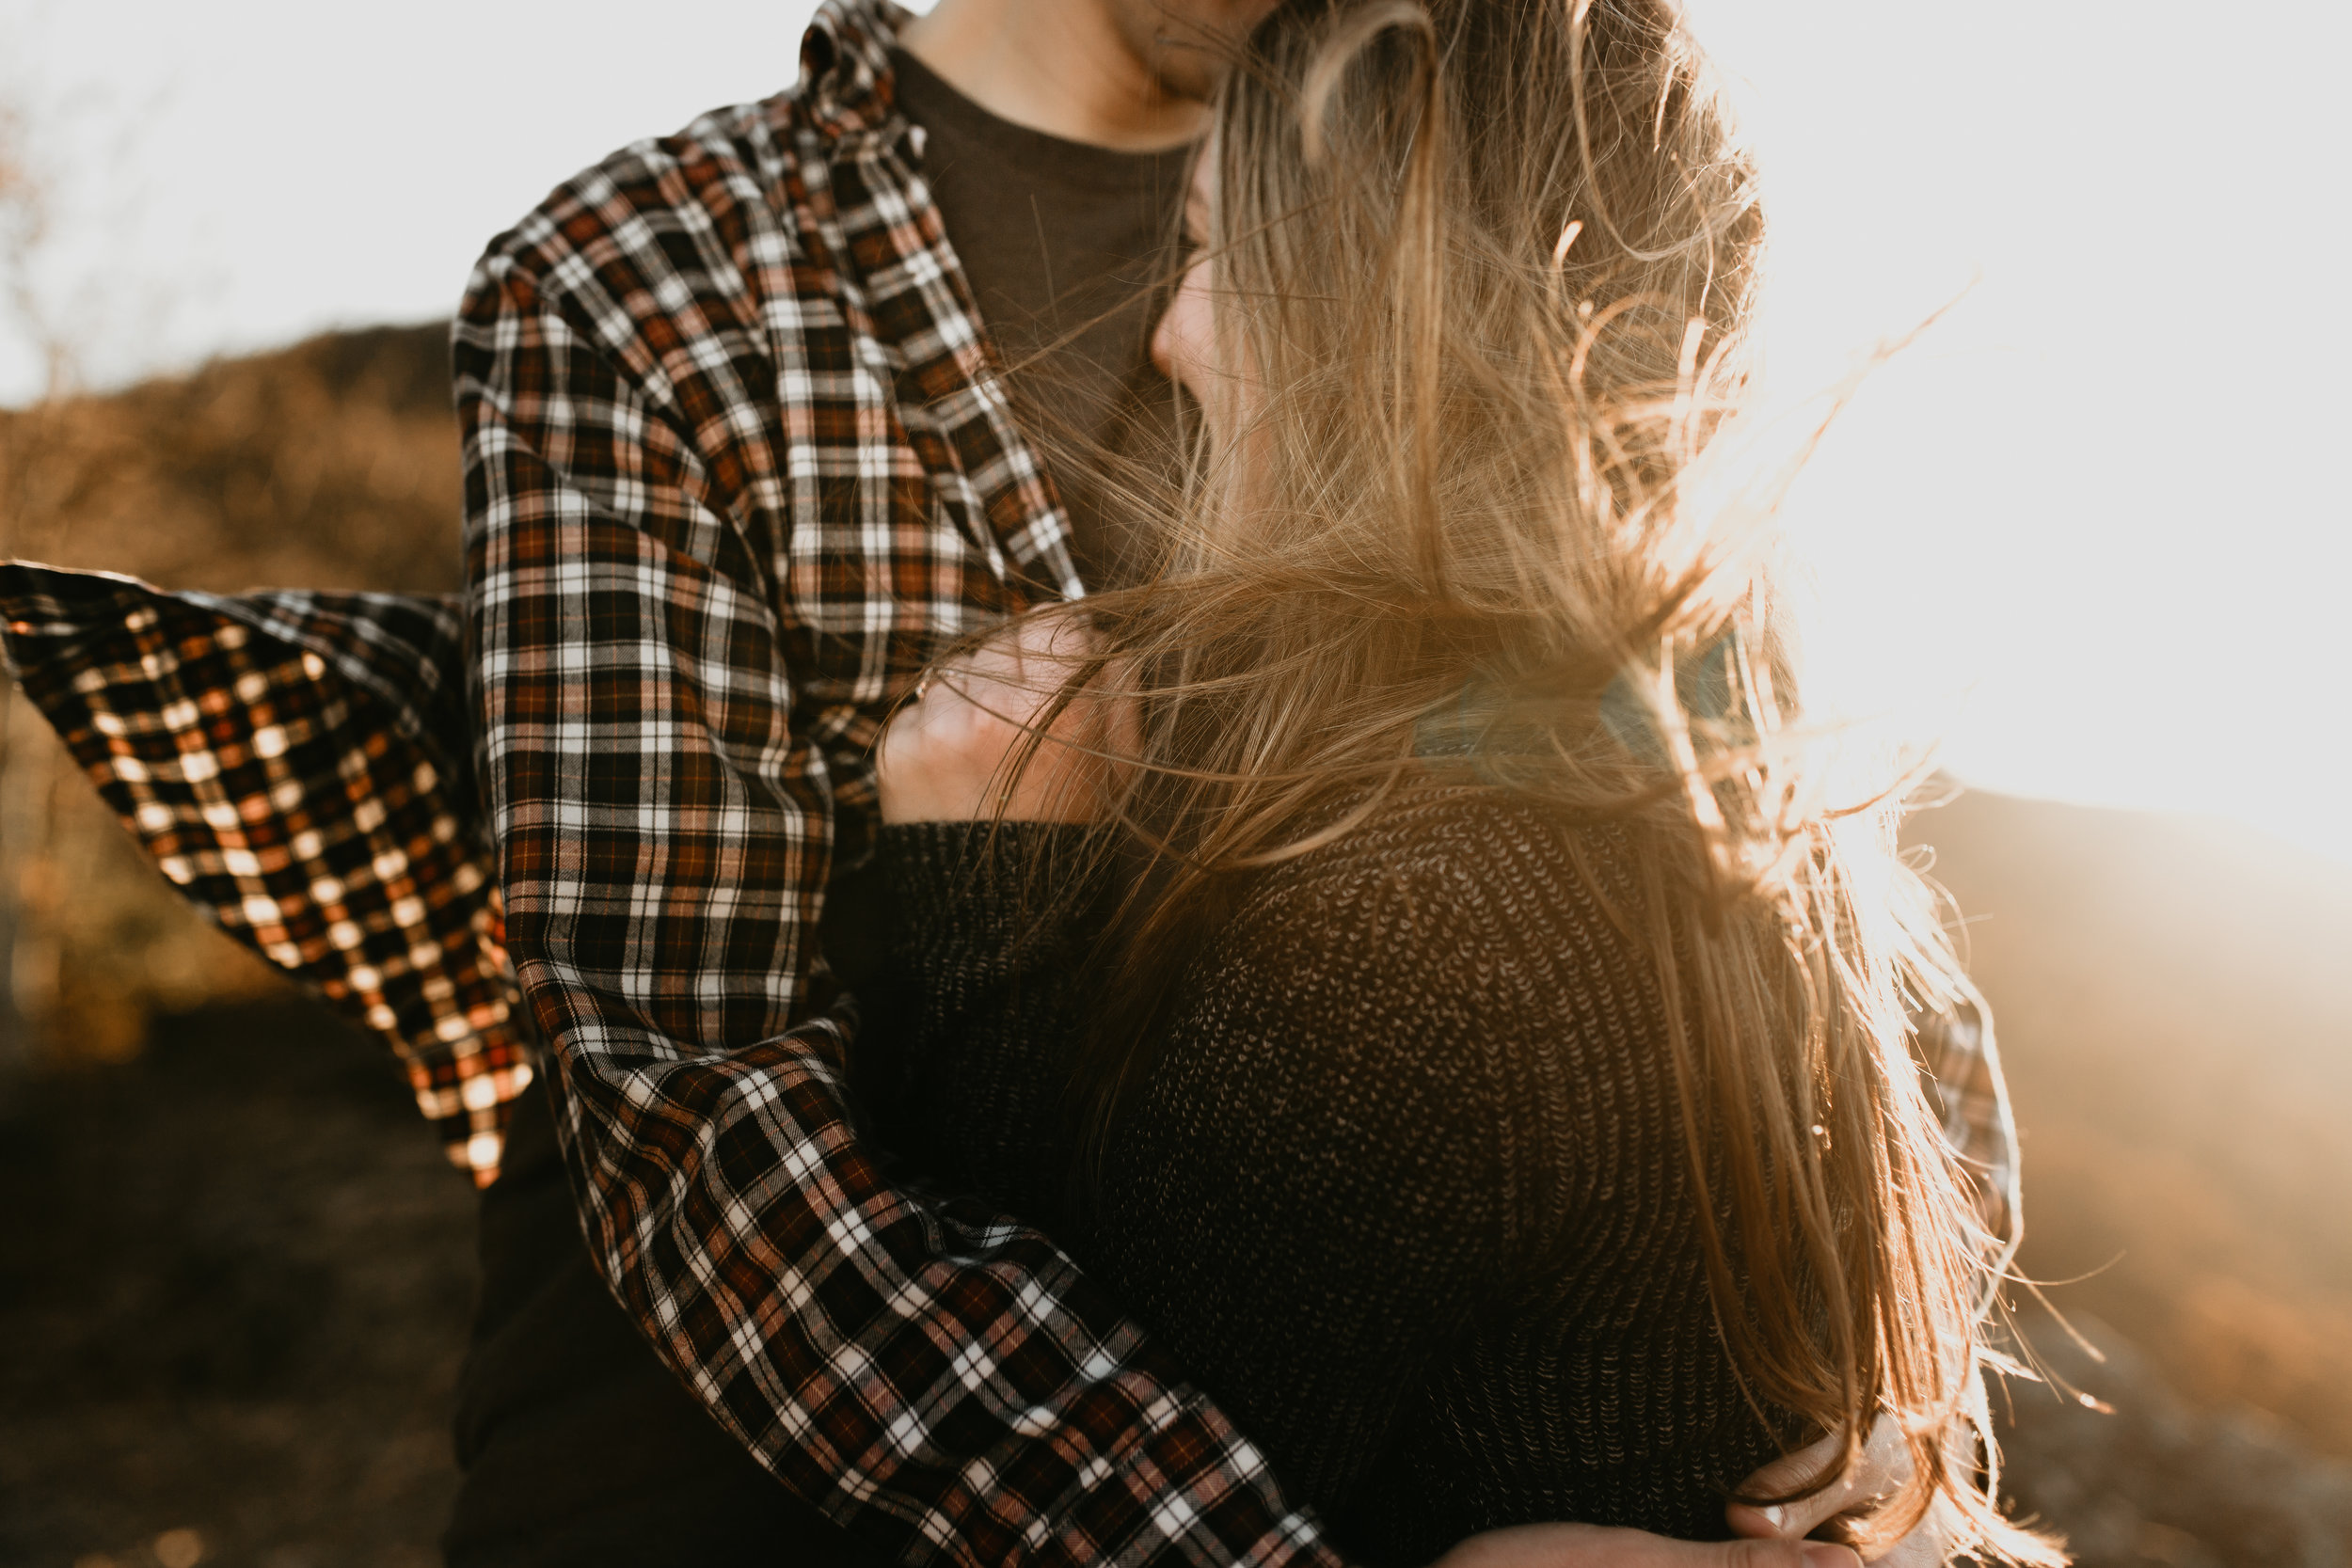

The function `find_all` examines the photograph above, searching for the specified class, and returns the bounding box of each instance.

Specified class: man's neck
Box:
[898,0,1209,151]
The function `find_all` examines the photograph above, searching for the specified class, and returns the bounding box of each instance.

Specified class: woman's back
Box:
[881,784,1783,1561]
[867,0,2059,1551]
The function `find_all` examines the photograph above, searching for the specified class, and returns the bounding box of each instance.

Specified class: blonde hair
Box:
[989,0,2059,1556]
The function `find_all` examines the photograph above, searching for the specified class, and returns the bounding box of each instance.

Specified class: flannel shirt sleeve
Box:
[1915,995,2022,1269]
[457,252,1347,1568]
[0,565,532,1180]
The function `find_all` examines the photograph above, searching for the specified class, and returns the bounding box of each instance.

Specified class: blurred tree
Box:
[0,78,65,1075]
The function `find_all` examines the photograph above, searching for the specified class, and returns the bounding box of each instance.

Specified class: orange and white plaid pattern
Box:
[0,563,532,1183]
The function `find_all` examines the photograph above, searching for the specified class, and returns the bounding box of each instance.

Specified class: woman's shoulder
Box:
[1193,781,1671,1112]
[1245,781,1681,1117]
[1236,780,1649,962]
[1152,783,1674,1265]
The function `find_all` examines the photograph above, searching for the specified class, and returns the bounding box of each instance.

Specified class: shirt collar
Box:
[799,0,913,142]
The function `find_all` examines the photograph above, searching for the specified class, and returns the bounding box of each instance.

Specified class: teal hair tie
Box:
[1414,629,1748,774]
[1600,630,1742,767]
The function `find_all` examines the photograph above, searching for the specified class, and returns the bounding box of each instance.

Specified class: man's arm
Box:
[1914,995,2021,1276]
[0,568,532,1181]
[0,547,1979,1568]
[456,207,1359,1567]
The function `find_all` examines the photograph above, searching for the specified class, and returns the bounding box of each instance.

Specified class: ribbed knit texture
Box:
[878,787,1785,1565]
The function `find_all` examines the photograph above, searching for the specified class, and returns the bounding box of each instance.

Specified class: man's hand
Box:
[1726,1415,1965,1566]
[1424,1410,1966,1568]
[878,612,1126,825]
[1432,1524,1861,1568]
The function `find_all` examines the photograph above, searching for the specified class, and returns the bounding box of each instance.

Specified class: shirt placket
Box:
[775,102,1085,868]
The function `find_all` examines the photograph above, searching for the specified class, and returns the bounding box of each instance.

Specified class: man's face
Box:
[1100,0,1280,103]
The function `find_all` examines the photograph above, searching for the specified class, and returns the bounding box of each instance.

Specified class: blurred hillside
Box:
[1,328,2347,1565]
[1906,792,2352,1460]
[0,322,459,595]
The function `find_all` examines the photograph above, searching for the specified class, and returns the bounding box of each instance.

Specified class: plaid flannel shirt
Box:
[462,4,1345,1563]
[0,0,2020,1560]
[0,568,531,1172]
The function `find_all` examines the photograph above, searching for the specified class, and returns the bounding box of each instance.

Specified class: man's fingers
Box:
[1708,1543,1862,1568]
[1429,1522,1861,1568]
[1724,1431,1859,1542]
[1743,1546,1863,1568]
[1726,1416,1908,1542]
[929,613,1098,737]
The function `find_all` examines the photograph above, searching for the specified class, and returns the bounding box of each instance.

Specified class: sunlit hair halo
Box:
[953,0,2060,1558]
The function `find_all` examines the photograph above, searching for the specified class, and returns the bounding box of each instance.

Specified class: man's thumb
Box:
[1721,1543,1862,1568]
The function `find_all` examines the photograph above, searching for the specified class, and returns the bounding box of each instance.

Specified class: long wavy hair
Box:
[978,0,2059,1557]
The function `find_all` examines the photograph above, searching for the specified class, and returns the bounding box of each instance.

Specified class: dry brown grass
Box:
[0,322,460,594]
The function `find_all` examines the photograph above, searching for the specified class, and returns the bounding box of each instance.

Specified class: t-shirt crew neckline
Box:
[888,47,1197,188]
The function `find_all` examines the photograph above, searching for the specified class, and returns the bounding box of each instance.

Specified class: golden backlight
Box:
[1683,0,2352,862]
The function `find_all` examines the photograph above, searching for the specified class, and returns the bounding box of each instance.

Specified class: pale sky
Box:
[3,0,2345,861]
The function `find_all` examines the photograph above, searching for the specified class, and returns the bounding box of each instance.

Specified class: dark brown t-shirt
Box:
[890,46,1190,590]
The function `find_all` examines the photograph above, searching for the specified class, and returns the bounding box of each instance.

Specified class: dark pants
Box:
[441,1074,891,1568]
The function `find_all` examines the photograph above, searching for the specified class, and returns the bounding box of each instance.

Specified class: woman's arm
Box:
[871,818,1106,1210]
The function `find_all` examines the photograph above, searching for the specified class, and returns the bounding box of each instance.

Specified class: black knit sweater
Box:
[874,786,1786,1564]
